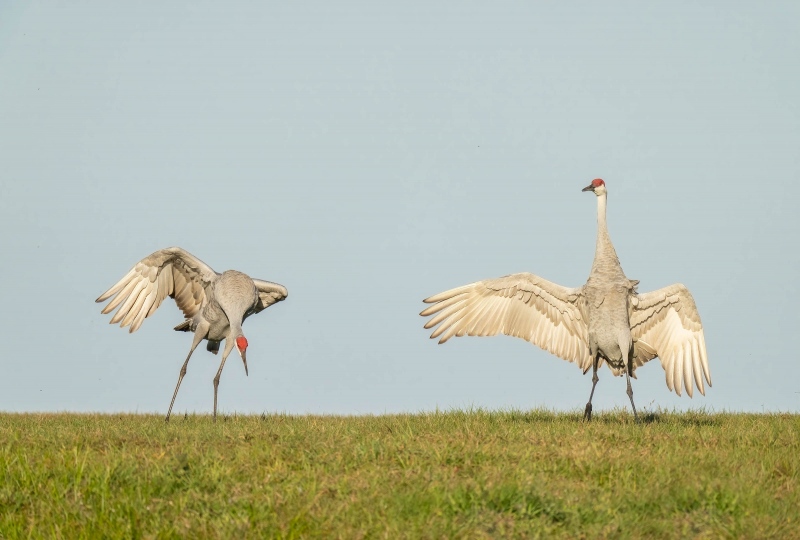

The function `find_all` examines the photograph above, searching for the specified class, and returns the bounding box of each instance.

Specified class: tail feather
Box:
[173,319,193,332]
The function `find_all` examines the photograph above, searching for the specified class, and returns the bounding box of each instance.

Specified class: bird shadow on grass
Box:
[632,410,721,426]
[566,409,721,426]
[671,414,721,427]
[638,411,662,425]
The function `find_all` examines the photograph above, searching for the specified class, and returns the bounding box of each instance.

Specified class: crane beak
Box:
[581,184,595,192]
[240,349,248,376]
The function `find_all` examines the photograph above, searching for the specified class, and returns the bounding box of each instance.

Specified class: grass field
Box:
[1,410,798,539]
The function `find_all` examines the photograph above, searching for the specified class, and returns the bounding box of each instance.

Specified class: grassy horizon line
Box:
[3,406,797,418]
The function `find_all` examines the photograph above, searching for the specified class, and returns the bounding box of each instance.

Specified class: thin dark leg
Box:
[165,334,203,422]
[212,353,231,422]
[626,372,639,423]
[584,356,599,421]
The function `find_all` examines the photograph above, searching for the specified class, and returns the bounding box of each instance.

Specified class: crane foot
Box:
[583,402,592,421]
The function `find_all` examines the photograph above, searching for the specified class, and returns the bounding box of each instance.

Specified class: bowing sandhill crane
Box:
[96,247,288,422]
[420,179,710,421]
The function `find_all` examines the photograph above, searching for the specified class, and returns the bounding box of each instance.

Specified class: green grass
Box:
[1,409,798,539]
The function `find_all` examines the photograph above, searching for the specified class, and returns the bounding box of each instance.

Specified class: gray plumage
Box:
[96,247,288,421]
[420,179,710,421]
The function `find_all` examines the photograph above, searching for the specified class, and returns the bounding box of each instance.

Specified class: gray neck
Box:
[590,191,624,277]
[229,319,243,339]
[596,192,612,252]
[223,307,244,339]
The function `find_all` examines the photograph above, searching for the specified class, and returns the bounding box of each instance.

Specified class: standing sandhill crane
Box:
[420,180,710,421]
[96,247,288,422]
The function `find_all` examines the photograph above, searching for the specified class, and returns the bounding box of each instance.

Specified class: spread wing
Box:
[421,273,591,371]
[96,247,219,333]
[630,283,711,397]
[252,279,288,314]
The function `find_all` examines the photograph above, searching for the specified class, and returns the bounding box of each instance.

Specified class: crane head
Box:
[582,178,606,194]
[235,335,249,376]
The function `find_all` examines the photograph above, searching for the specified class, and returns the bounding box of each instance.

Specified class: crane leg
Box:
[625,372,639,423]
[212,339,236,422]
[584,356,599,421]
[165,332,204,423]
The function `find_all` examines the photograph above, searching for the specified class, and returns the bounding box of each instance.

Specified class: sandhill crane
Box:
[420,179,710,421]
[96,247,288,421]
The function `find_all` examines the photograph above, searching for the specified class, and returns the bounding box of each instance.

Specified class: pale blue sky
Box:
[1,2,798,415]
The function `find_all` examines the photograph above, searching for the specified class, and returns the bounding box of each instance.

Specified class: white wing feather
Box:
[252,279,289,313]
[421,273,591,371]
[96,247,219,333]
[630,283,710,397]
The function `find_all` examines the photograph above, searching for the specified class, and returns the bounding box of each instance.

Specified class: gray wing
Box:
[252,279,288,314]
[421,273,591,371]
[96,247,219,333]
[630,283,710,397]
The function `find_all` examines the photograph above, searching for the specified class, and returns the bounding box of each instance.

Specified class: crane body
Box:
[421,180,710,421]
[96,247,288,421]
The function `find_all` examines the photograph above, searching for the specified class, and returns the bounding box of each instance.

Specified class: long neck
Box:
[590,191,624,277]
[221,302,245,340]
[229,317,244,339]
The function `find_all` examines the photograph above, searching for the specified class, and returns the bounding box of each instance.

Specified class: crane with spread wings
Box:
[421,180,710,421]
[97,247,288,421]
